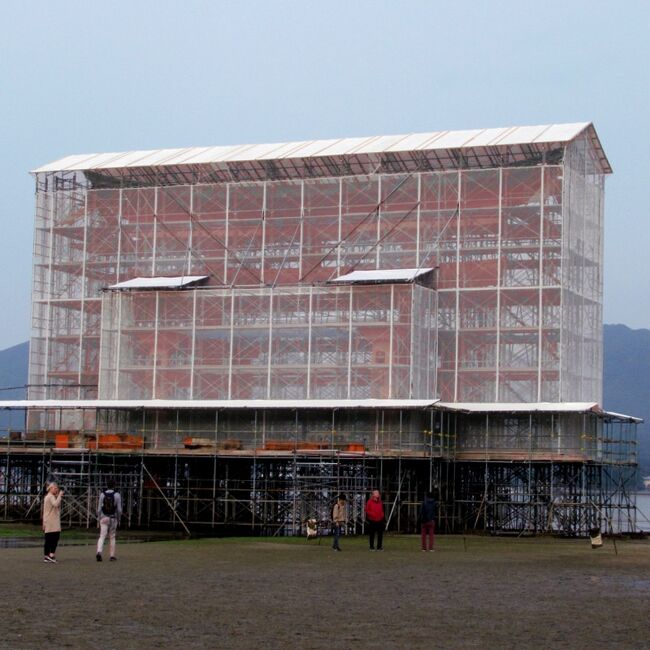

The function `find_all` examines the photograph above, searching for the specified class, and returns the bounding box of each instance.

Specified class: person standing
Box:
[42,482,64,563]
[96,480,122,562]
[331,493,347,552]
[419,491,437,552]
[365,490,385,551]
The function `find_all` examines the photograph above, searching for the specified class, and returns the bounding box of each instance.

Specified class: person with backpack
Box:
[96,480,122,562]
[331,493,347,552]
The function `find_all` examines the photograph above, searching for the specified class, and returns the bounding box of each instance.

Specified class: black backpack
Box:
[102,490,117,516]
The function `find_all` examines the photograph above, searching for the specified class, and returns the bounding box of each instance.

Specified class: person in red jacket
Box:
[365,490,385,551]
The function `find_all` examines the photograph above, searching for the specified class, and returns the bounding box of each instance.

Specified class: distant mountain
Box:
[0,341,29,433]
[603,324,650,476]
[0,341,28,390]
[0,330,648,472]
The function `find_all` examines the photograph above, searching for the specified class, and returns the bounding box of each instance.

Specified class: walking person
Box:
[96,480,122,562]
[42,482,64,563]
[365,490,385,551]
[331,493,347,552]
[419,491,437,552]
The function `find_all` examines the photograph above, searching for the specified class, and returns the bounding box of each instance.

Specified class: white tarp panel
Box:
[108,276,208,290]
[331,268,433,283]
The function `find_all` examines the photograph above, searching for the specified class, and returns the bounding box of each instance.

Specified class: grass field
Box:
[1,533,649,649]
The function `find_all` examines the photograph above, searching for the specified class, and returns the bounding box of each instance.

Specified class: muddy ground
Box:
[1,534,649,649]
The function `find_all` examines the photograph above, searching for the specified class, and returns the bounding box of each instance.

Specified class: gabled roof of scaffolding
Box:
[32,122,612,175]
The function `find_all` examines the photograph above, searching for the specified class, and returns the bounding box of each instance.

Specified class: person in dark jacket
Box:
[96,479,122,562]
[419,491,437,551]
[365,490,385,551]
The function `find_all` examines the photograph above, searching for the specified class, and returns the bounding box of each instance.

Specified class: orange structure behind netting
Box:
[29,129,603,409]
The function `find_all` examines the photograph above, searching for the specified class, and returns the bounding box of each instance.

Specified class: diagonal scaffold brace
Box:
[142,464,191,537]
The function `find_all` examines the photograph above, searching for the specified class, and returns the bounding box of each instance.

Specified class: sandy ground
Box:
[1,534,649,650]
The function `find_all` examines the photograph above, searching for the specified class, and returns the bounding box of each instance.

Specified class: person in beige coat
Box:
[331,493,347,552]
[42,482,64,563]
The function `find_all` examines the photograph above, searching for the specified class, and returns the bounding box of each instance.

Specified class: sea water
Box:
[636,492,650,532]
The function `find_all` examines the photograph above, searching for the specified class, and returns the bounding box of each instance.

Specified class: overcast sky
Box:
[0,0,648,351]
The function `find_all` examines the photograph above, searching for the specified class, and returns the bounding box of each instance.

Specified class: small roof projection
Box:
[330,268,434,284]
[107,276,208,290]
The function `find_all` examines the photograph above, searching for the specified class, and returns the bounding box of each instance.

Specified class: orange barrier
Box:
[217,439,242,450]
[261,441,343,451]
[263,441,295,451]
[183,437,216,449]
[86,434,144,450]
[296,442,328,450]
[55,433,70,449]
[121,435,145,449]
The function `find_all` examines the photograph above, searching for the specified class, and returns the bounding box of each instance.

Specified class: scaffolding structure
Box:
[0,403,637,535]
[441,407,638,534]
[0,122,640,535]
[98,282,437,401]
[28,126,605,406]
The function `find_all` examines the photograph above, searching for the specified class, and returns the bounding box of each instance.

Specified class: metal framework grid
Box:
[28,131,604,407]
[0,123,639,535]
[98,283,436,401]
[0,409,636,536]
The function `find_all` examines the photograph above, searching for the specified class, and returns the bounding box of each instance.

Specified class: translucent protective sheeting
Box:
[31,138,605,405]
[99,284,437,401]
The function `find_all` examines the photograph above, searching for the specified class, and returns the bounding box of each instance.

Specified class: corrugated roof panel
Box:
[313,136,380,157]
[382,132,440,152]
[351,134,413,155]
[158,146,214,166]
[110,147,197,168]
[94,150,157,168]
[412,130,454,149]
[492,125,551,146]
[33,153,98,173]
[218,142,261,162]
[464,127,515,147]
[414,129,486,150]
[533,122,589,143]
[288,138,347,158]
[225,141,290,162]
[267,140,315,159]
[35,153,98,172]
[79,151,138,170]
[178,144,245,165]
